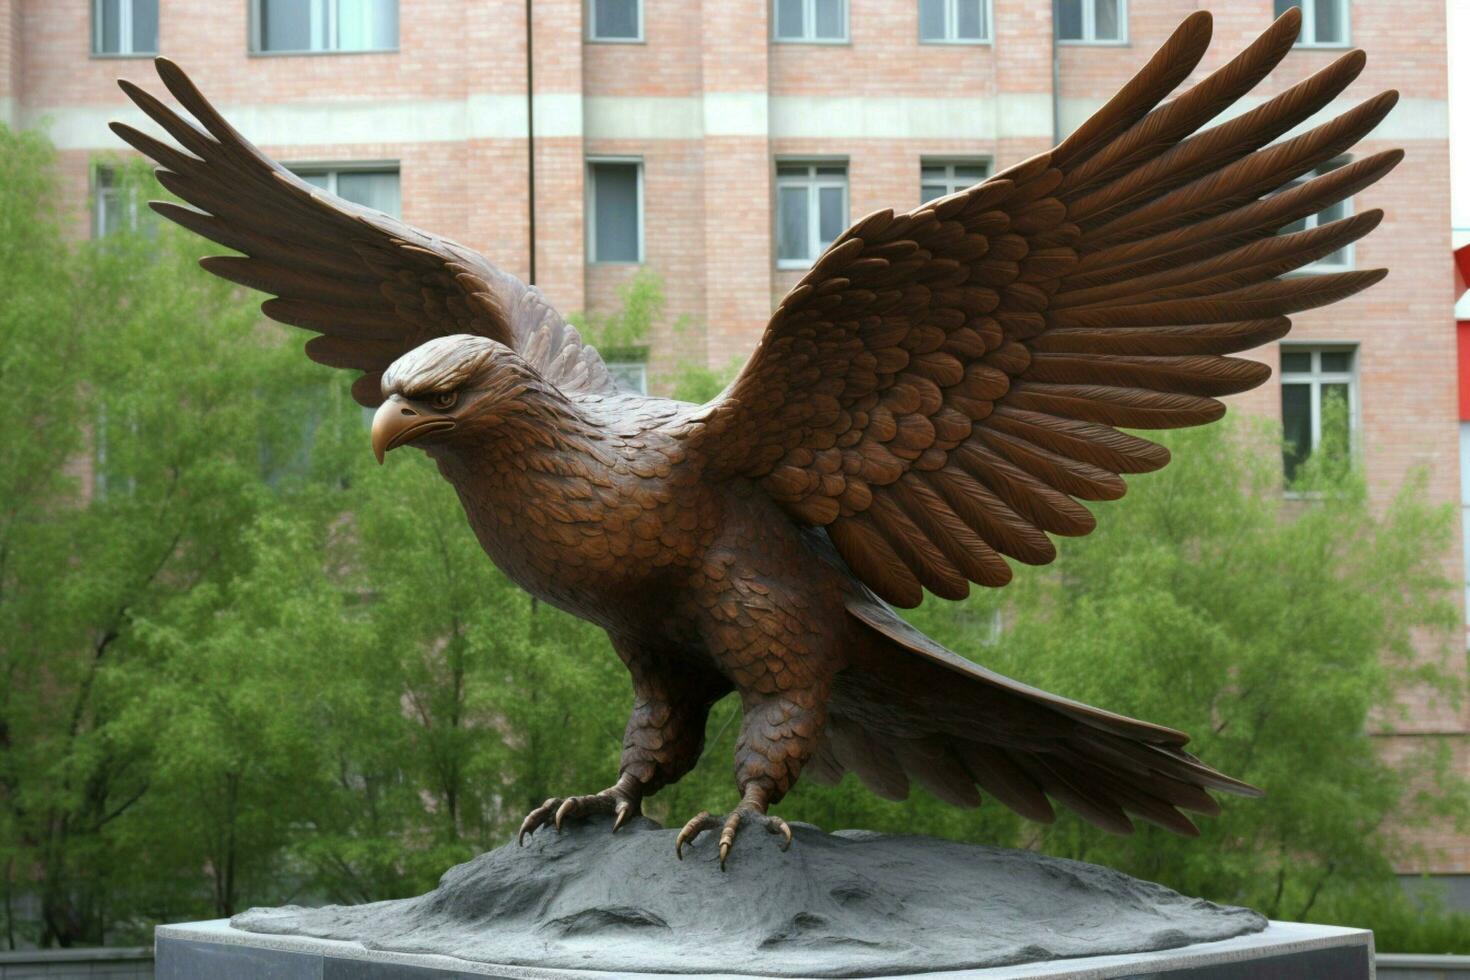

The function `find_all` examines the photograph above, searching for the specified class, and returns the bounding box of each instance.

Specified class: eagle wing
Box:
[688,9,1399,607]
[112,58,617,407]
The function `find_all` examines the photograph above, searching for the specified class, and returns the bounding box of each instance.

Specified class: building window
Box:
[773,0,847,42]
[606,361,648,394]
[1274,0,1349,47]
[776,162,847,269]
[93,167,140,238]
[1280,346,1356,483]
[291,167,402,217]
[1277,158,1352,272]
[919,0,990,43]
[588,0,642,40]
[921,159,991,204]
[1055,0,1125,43]
[253,0,398,54]
[94,0,158,55]
[587,160,643,264]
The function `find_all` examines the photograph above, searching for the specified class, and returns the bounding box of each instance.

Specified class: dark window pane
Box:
[776,164,808,177]
[296,171,331,190]
[919,0,945,40]
[1094,0,1120,40]
[1320,350,1352,373]
[814,0,843,38]
[98,0,122,52]
[592,163,640,262]
[815,165,845,176]
[778,186,809,261]
[594,0,640,38]
[957,0,983,38]
[337,171,401,216]
[1315,0,1345,43]
[775,0,804,38]
[1281,351,1311,373]
[132,0,159,52]
[1056,0,1083,39]
[1275,0,1298,17]
[1281,382,1311,480]
[955,163,987,180]
[818,185,845,248]
[261,0,314,51]
[921,184,947,203]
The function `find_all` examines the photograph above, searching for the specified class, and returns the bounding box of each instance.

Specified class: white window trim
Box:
[249,0,400,55]
[1286,0,1351,48]
[919,0,994,45]
[1279,343,1360,486]
[775,160,849,271]
[1282,159,1354,276]
[585,0,644,42]
[586,157,645,265]
[920,158,992,203]
[92,0,155,57]
[772,0,850,44]
[1056,0,1129,45]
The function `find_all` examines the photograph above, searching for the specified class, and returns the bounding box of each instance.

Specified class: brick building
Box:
[2,0,1462,893]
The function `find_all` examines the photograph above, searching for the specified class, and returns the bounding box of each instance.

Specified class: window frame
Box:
[586,156,646,265]
[1279,343,1360,485]
[249,0,400,56]
[1055,0,1129,45]
[91,0,158,57]
[918,0,993,45]
[1279,157,1354,275]
[774,159,849,271]
[286,162,403,216]
[586,0,644,42]
[771,0,850,44]
[1278,0,1351,48]
[920,157,992,204]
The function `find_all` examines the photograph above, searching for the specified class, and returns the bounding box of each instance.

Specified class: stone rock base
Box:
[227,818,1271,976]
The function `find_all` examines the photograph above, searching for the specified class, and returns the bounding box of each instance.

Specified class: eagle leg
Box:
[519,643,728,846]
[674,692,823,869]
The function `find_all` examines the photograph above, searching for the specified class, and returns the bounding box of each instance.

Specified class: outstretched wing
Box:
[112,58,617,407]
[689,9,1399,607]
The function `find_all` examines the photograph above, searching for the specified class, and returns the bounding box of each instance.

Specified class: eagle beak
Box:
[371,395,456,464]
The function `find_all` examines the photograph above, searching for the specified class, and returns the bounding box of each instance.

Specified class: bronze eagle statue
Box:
[113,8,1398,868]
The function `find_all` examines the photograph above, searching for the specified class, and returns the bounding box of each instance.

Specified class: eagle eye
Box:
[430,390,458,410]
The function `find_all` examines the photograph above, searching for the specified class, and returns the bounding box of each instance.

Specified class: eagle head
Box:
[370,334,547,463]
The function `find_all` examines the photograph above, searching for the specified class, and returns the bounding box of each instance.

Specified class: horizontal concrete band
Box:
[25,92,1448,151]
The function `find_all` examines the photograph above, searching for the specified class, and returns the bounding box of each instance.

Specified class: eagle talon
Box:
[518,776,643,845]
[676,806,793,869]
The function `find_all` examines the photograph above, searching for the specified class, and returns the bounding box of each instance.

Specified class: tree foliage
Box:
[0,125,1465,952]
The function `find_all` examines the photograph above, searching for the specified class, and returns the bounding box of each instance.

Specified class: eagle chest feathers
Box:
[438,416,724,621]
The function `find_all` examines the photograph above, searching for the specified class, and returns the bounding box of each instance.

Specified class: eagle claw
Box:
[675,806,793,870]
[517,774,642,846]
